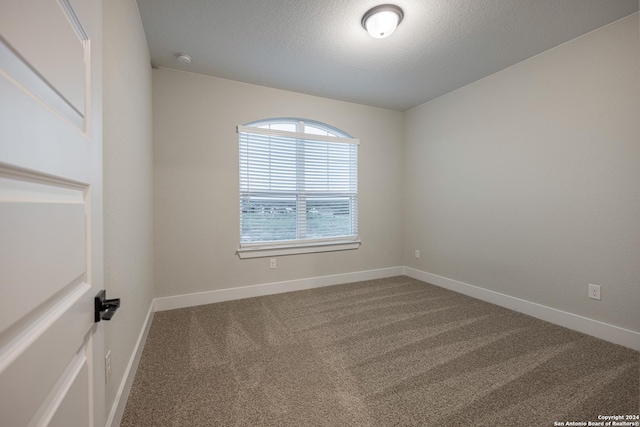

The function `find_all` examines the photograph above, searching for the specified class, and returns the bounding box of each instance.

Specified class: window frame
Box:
[237,118,361,259]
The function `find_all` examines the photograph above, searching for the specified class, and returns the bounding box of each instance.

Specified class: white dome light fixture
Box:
[362,4,404,39]
[176,53,192,64]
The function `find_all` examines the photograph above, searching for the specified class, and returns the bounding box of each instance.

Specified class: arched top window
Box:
[245,118,353,139]
[237,118,360,258]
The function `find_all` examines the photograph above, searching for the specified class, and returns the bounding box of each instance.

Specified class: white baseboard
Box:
[106,301,155,427]
[402,267,640,351]
[154,266,404,312]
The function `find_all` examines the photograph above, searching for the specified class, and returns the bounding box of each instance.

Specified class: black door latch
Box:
[95,290,121,322]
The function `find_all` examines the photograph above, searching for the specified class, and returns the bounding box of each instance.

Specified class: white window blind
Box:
[238,121,359,254]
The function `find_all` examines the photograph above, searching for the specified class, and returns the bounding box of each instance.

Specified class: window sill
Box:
[237,239,361,259]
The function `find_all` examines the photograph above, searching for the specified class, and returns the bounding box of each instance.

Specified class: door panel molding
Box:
[28,344,90,427]
[0,39,84,128]
[0,280,91,427]
[0,278,89,373]
[0,170,88,336]
[58,0,89,42]
[0,0,87,121]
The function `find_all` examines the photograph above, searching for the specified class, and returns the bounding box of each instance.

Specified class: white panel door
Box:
[0,0,105,426]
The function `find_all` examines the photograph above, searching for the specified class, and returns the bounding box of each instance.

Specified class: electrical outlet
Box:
[105,350,112,384]
[269,258,277,269]
[588,284,601,300]
[414,249,420,259]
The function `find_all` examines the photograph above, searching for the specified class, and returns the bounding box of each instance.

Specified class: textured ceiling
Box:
[136,0,638,111]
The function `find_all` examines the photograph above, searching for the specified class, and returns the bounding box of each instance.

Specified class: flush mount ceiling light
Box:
[176,53,192,64]
[361,4,404,39]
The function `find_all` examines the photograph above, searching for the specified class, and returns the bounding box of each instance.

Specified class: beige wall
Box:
[103,0,154,417]
[403,15,640,332]
[152,69,404,297]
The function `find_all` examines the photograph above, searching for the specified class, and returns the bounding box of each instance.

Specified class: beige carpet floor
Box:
[121,276,639,426]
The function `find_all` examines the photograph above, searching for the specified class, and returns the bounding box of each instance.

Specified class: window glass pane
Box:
[240,195,297,242]
[306,197,355,238]
[270,123,296,132]
[303,140,357,192]
[239,118,357,246]
[240,134,298,192]
[304,125,329,136]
